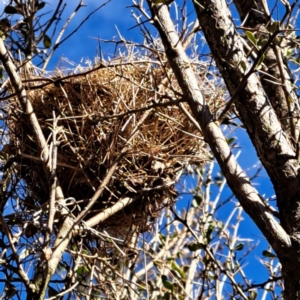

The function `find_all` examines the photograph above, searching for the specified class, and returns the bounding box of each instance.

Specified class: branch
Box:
[0,214,36,294]
[38,216,74,300]
[233,0,300,149]
[46,111,60,242]
[218,28,281,122]
[146,1,291,259]
[249,276,283,289]
[42,0,83,71]
[84,196,139,228]
[74,109,151,225]
[42,0,111,71]
[0,39,49,164]
[171,208,248,300]
[192,0,300,237]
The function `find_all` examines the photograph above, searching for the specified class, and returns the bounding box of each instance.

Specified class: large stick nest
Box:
[6,58,224,235]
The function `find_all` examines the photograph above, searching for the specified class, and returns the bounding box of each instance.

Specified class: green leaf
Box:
[269,21,280,33]
[43,34,52,48]
[37,1,46,10]
[245,31,257,46]
[257,38,268,49]
[193,194,202,207]
[159,234,166,244]
[161,275,174,292]
[48,286,59,298]
[249,290,258,300]
[235,243,244,251]
[76,265,89,277]
[225,259,232,271]
[0,30,5,40]
[262,250,277,258]
[239,60,247,72]
[171,261,185,279]
[205,224,214,241]
[0,66,3,80]
[163,293,172,300]
[4,5,18,14]
[183,266,189,273]
[256,53,265,68]
[226,137,235,145]
[171,232,178,239]
[208,271,216,280]
[153,260,162,268]
[285,49,292,57]
[187,243,203,251]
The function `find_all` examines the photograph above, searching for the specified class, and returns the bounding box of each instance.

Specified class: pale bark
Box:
[191,0,300,298]
[192,0,299,232]
[146,0,290,259]
[234,0,300,147]
[146,0,300,298]
[0,19,71,300]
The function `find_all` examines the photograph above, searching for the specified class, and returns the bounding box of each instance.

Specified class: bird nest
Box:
[6,58,224,237]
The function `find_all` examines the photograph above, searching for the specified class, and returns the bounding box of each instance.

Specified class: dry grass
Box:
[6,56,224,238]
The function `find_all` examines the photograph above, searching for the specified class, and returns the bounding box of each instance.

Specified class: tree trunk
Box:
[192,0,300,298]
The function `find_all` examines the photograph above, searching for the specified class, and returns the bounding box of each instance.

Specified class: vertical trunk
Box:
[191,0,300,298]
[231,1,300,296]
[282,246,300,299]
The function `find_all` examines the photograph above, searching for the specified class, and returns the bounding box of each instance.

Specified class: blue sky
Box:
[45,0,140,66]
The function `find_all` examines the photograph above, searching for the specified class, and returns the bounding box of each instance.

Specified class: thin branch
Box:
[46,282,79,300]
[38,216,74,300]
[0,39,50,166]
[42,0,111,71]
[84,196,140,228]
[0,214,36,294]
[74,109,151,225]
[42,0,83,71]
[171,207,248,300]
[218,28,280,122]
[46,111,59,241]
[248,276,283,290]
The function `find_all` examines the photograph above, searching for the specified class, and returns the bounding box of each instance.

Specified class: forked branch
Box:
[146,1,291,258]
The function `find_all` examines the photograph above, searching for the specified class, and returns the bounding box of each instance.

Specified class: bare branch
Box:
[146,1,291,257]
[0,38,49,164]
